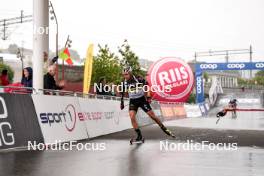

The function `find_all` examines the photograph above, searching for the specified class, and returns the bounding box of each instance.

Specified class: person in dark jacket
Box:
[44,65,65,90]
[96,77,107,95]
[0,69,10,86]
[21,67,33,88]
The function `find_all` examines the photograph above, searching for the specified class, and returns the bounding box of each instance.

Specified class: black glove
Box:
[52,56,59,63]
[120,100,124,110]
[216,110,227,117]
[146,96,152,103]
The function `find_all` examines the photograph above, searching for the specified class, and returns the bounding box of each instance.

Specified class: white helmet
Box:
[122,66,132,74]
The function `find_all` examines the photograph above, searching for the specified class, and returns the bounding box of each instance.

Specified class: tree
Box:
[0,63,14,83]
[203,72,209,82]
[7,44,19,54]
[118,40,144,76]
[237,78,248,85]
[186,93,196,104]
[255,70,264,77]
[92,44,122,84]
[253,70,264,86]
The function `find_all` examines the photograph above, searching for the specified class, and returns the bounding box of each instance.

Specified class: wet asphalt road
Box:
[1,124,264,176]
[1,94,264,176]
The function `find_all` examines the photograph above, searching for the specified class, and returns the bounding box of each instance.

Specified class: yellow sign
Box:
[83,44,94,94]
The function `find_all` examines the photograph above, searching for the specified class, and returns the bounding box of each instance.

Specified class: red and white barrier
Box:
[0,92,208,149]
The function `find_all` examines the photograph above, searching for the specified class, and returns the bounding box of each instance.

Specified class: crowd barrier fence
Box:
[0,88,209,150]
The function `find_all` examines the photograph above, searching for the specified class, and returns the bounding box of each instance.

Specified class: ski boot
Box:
[130,129,145,145]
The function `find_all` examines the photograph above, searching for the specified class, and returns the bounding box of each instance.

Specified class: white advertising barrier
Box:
[136,109,151,126]
[218,98,260,105]
[78,98,131,138]
[208,77,223,106]
[205,103,210,111]
[136,102,163,126]
[32,95,88,144]
[184,104,202,117]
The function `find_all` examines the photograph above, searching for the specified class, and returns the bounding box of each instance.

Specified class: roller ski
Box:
[130,129,144,145]
[161,126,176,138]
[130,136,145,145]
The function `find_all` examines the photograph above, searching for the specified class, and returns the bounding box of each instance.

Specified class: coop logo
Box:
[255,63,264,69]
[39,104,80,132]
[196,76,202,94]
[200,64,218,70]
[227,63,245,69]
[0,97,15,147]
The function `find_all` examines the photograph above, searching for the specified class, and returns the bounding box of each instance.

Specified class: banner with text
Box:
[32,95,88,144]
[78,98,131,138]
[0,94,43,150]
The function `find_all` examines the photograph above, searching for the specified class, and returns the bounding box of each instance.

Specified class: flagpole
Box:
[49,1,59,81]
[62,35,70,80]
[62,35,72,80]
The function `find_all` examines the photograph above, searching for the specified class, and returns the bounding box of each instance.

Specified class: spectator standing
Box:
[21,67,33,88]
[96,77,107,95]
[0,69,10,86]
[44,65,65,90]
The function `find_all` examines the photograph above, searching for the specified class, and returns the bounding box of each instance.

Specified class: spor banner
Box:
[136,101,163,127]
[195,70,204,103]
[78,98,131,138]
[195,62,264,103]
[196,62,264,71]
[32,95,88,144]
[160,103,187,120]
[0,94,43,150]
[171,104,187,118]
[160,104,175,120]
[184,104,202,117]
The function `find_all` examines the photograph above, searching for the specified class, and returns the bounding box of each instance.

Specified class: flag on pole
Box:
[59,48,73,65]
[83,44,94,94]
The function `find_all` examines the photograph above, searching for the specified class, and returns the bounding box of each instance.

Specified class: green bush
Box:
[0,63,14,83]
[186,93,196,104]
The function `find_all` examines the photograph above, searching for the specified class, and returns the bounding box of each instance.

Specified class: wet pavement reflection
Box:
[1,94,264,176]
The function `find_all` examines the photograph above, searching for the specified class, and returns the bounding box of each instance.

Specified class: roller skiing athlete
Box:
[119,66,175,144]
[216,99,238,123]
[228,99,238,118]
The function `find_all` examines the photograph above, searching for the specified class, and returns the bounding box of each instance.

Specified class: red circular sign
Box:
[147,57,194,102]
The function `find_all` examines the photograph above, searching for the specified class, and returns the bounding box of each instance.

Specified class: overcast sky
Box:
[0,0,264,62]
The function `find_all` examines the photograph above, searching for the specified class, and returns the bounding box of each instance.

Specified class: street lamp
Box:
[49,1,59,79]
[62,35,72,80]
[16,48,24,73]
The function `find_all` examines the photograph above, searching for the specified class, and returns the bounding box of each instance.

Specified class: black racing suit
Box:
[121,76,152,113]
[228,100,237,109]
[120,75,175,139]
